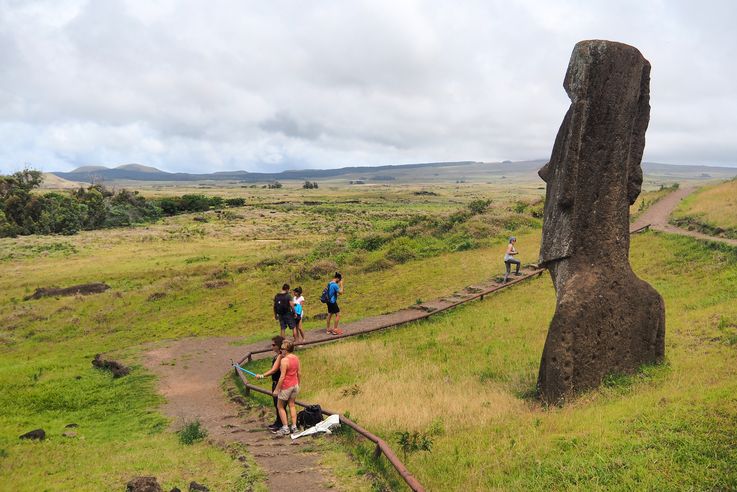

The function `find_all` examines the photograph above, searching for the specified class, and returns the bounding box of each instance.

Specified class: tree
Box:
[0,169,44,232]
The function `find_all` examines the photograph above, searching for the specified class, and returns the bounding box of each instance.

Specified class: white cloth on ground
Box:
[290,413,341,440]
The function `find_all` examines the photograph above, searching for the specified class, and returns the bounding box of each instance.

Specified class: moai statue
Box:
[537,40,665,403]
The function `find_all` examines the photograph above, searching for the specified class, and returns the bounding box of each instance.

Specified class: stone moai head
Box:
[538,40,651,268]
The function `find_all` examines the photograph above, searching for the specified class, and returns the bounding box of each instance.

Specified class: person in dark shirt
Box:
[256,335,285,431]
[273,283,295,338]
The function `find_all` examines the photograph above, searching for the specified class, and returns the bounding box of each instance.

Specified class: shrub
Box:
[394,430,433,461]
[179,194,210,212]
[468,198,491,215]
[350,232,391,251]
[36,193,86,235]
[307,259,338,279]
[225,197,246,207]
[178,419,207,445]
[208,196,224,209]
[363,257,394,272]
[385,237,417,264]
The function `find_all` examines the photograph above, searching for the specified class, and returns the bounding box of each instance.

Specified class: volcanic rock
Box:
[126,477,163,492]
[92,354,130,378]
[19,429,45,441]
[537,40,665,403]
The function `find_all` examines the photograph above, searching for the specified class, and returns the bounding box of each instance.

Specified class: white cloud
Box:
[0,0,735,174]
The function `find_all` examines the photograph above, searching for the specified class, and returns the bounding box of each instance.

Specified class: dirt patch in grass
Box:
[24,282,110,301]
[203,280,229,289]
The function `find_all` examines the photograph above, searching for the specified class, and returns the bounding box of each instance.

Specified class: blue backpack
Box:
[320,284,331,304]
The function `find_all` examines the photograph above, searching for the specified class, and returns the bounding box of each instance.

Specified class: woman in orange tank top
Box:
[273,340,301,435]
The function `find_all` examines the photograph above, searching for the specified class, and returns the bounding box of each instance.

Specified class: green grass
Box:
[260,232,737,491]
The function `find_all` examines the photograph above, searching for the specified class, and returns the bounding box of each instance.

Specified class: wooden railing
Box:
[233,368,425,492]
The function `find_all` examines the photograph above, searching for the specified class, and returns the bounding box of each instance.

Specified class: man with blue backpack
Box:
[320,272,344,335]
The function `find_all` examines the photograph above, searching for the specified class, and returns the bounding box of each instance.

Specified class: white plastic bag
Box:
[291,413,341,440]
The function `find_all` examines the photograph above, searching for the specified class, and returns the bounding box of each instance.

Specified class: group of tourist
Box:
[256,272,345,435]
[258,238,521,436]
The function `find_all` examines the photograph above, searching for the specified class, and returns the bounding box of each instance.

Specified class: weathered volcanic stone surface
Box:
[19,428,45,441]
[537,40,665,403]
[126,476,163,492]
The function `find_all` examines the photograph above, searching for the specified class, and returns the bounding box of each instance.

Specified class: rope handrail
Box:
[233,366,425,492]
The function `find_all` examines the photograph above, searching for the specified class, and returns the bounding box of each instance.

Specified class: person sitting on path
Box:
[272,339,301,436]
[503,237,522,283]
[293,287,305,343]
[325,272,343,335]
[255,335,284,431]
[273,283,295,339]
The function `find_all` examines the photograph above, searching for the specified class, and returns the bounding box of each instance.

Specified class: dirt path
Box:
[141,269,540,491]
[632,186,737,246]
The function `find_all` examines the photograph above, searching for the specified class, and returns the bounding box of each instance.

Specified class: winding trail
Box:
[632,186,737,246]
[142,185,736,490]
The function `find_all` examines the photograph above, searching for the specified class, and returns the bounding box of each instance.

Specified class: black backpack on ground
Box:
[296,404,323,429]
[319,284,330,304]
[274,292,292,316]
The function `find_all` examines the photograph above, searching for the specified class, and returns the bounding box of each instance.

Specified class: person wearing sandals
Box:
[272,339,301,436]
[503,236,522,283]
[326,272,343,335]
[255,335,284,431]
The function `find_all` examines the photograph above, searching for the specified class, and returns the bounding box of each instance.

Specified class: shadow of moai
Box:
[537,40,665,404]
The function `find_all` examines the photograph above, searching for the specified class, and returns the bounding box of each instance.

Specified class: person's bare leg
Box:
[333,313,340,332]
[297,320,305,341]
[288,398,297,427]
[326,313,333,333]
[277,399,288,426]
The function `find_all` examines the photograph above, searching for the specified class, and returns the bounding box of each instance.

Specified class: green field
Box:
[2,180,735,491]
[0,184,541,490]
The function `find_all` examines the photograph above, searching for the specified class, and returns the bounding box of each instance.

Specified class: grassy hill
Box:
[672,178,737,238]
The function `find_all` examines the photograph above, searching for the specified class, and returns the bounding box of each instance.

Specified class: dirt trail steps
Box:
[142,268,541,491]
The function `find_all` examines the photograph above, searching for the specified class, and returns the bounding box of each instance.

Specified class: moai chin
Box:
[537,40,665,403]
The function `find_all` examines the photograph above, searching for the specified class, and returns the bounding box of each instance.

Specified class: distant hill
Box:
[69,165,109,173]
[51,160,737,185]
[39,173,83,189]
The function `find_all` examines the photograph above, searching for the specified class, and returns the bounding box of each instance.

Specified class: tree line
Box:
[0,169,247,237]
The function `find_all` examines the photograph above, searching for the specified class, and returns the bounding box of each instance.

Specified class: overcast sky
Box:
[1,0,736,174]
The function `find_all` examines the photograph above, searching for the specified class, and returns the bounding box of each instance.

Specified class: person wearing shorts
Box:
[272,339,301,436]
[273,283,295,338]
[326,272,343,335]
[503,237,522,283]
